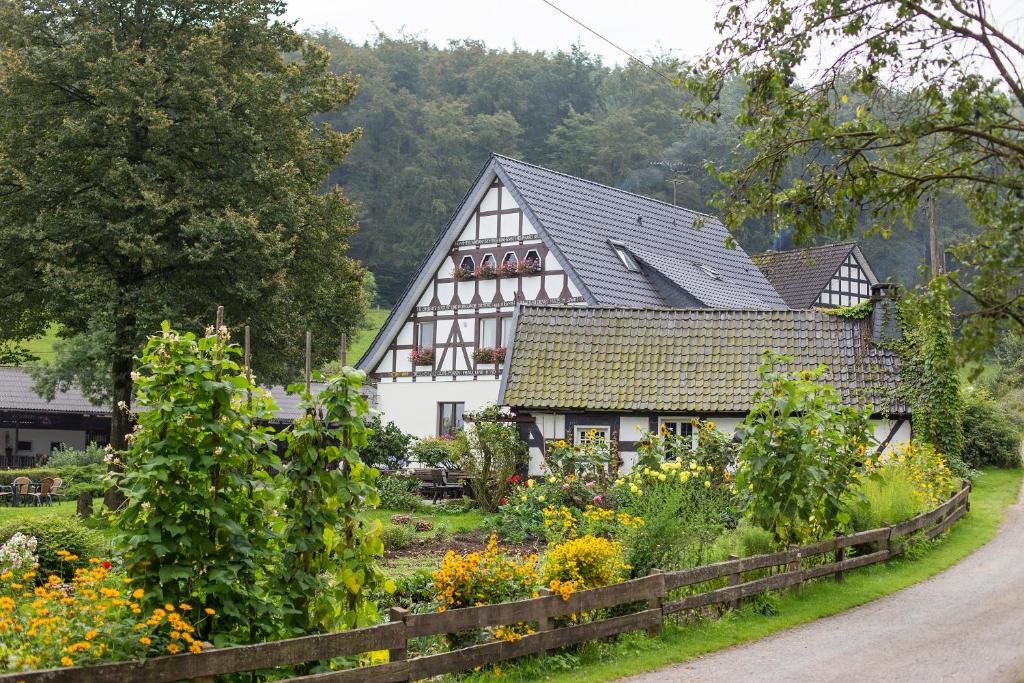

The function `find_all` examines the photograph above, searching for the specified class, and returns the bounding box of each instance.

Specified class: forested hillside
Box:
[315,33,979,306]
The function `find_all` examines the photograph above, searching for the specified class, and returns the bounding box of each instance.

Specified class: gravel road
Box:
[619,479,1024,683]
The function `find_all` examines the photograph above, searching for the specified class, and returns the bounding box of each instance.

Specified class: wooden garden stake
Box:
[304,330,312,395]
[647,569,665,635]
[787,545,802,594]
[537,588,554,632]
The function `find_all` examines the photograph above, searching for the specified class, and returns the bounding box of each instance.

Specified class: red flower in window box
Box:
[496,262,517,278]
[451,265,474,281]
[516,258,541,275]
[408,345,434,366]
[473,346,507,364]
[474,263,496,280]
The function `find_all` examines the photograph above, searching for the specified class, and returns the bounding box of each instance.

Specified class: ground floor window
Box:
[438,402,465,436]
[658,417,697,452]
[573,425,610,446]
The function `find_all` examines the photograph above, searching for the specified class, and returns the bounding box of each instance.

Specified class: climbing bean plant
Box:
[277,369,393,634]
[115,323,282,645]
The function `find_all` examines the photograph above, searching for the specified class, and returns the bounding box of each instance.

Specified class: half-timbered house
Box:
[751,242,879,310]
[357,155,787,437]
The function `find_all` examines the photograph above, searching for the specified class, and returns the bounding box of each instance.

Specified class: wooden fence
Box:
[0,482,971,683]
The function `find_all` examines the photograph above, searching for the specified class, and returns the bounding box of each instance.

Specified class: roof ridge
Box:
[515,304,830,315]
[753,242,857,258]
[492,153,717,222]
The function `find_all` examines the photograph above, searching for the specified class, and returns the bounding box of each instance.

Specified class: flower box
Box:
[473,346,507,364]
[451,266,474,281]
[474,264,497,280]
[496,262,518,278]
[409,345,434,366]
[517,258,541,275]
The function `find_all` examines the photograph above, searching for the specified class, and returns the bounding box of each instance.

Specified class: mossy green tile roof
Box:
[500,306,905,415]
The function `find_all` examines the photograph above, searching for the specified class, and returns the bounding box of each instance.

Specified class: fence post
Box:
[537,588,554,632]
[787,545,802,594]
[389,606,409,665]
[834,538,845,584]
[727,555,741,610]
[883,525,895,556]
[647,569,665,636]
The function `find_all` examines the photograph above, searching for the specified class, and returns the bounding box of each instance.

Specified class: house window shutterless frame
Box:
[501,317,514,346]
[573,425,609,446]
[658,417,698,451]
[438,402,465,436]
[417,321,435,349]
[480,318,497,348]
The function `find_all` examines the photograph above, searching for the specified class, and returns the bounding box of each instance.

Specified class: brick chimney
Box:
[870,283,900,342]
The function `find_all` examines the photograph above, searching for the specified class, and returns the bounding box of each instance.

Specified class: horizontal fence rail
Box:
[0,482,971,683]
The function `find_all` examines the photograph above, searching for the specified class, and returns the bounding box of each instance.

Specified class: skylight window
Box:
[694,263,722,280]
[609,240,640,273]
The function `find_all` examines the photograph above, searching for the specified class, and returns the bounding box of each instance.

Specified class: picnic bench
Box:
[407,468,468,502]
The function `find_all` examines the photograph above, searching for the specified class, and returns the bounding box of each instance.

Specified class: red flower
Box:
[499,497,507,506]
[102,561,112,569]
[507,474,521,484]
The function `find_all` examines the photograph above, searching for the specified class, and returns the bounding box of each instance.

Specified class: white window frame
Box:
[657,417,698,451]
[417,321,435,349]
[608,241,640,273]
[573,425,610,446]
[479,317,497,348]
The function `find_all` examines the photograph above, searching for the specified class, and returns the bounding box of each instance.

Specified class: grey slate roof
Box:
[495,156,787,309]
[499,306,906,415]
[0,367,336,422]
[357,155,789,372]
[751,243,857,309]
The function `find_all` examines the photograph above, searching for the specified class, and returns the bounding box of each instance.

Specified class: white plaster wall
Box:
[619,450,639,474]
[545,252,563,271]
[376,378,502,438]
[543,274,564,295]
[619,416,648,439]
[501,187,518,209]
[478,280,496,302]
[499,277,517,302]
[458,214,476,241]
[480,187,500,212]
[522,215,536,237]
[479,214,498,240]
[499,214,517,238]
[872,419,912,453]
[521,276,541,299]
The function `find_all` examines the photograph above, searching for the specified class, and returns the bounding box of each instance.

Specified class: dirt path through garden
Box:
[620,478,1024,683]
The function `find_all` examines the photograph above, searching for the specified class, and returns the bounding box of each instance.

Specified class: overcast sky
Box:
[283,0,721,65]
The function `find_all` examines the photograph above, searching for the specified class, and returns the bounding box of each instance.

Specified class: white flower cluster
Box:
[0,533,39,572]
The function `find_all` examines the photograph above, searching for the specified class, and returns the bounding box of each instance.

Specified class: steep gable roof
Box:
[751,242,875,309]
[358,155,787,371]
[498,306,905,415]
[493,155,787,309]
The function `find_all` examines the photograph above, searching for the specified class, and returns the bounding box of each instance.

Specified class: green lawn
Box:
[0,500,78,525]
[348,308,389,364]
[500,468,1023,683]
[365,506,489,534]
[13,324,60,364]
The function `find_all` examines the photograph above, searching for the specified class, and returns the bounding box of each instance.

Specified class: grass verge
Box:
[498,467,1023,682]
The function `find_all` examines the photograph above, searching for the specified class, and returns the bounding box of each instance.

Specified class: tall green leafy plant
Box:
[898,289,966,474]
[736,353,873,544]
[115,323,281,644]
[277,370,393,634]
[457,404,527,512]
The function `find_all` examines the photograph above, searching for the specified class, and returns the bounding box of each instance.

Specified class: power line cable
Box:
[538,0,677,84]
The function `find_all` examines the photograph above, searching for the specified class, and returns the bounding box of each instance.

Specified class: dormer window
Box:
[609,240,640,273]
[460,255,475,271]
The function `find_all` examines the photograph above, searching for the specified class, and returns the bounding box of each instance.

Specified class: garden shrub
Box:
[46,443,105,468]
[710,524,775,561]
[377,475,426,512]
[845,465,920,531]
[543,535,628,599]
[497,475,604,542]
[359,416,413,470]
[735,353,873,544]
[863,441,958,509]
[612,462,732,576]
[410,436,465,469]
[456,404,528,512]
[433,535,537,609]
[0,558,210,671]
[0,517,106,581]
[381,523,416,550]
[960,387,1022,468]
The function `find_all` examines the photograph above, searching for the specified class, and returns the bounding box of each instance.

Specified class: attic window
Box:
[695,263,722,280]
[459,256,475,271]
[609,240,640,273]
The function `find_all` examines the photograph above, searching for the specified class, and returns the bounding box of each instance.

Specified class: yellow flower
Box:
[61,656,74,667]
[179,603,192,611]
[139,636,152,646]
[204,607,216,615]
[132,588,144,599]
[85,630,98,640]
[526,479,534,488]
[167,643,181,654]
[704,480,712,489]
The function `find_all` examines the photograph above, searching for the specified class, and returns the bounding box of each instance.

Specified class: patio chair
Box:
[38,477,55,506]
[433,469,463,501]
[0,484,12,507]
[50,477,65,503]
[11,476,35,507]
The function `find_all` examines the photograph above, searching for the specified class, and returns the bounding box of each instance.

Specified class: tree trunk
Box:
[104,342,134,511]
